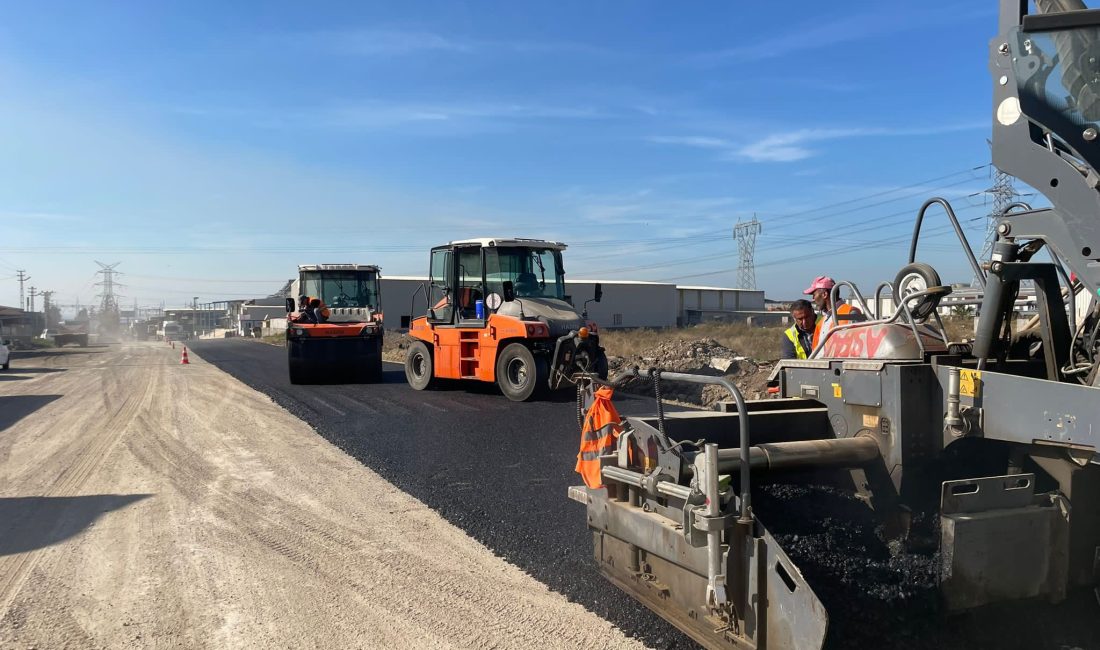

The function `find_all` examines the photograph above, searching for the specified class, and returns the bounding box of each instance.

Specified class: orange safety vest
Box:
[308,297,331,320]
[812,304,858,349]
[576,386,623,489]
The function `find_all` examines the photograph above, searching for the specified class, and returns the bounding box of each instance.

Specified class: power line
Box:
[659,222,963,283]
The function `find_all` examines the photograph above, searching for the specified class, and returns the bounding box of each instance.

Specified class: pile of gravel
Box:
[608,337,773,407]
[753,483,942,648]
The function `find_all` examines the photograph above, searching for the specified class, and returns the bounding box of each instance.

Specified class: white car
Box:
[0,338,10,371]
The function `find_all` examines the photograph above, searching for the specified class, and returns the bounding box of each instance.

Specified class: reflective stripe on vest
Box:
[784,325,810,360]
[576,386,623,489]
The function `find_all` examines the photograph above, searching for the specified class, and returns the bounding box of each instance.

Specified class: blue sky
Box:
[0,1,1018,311]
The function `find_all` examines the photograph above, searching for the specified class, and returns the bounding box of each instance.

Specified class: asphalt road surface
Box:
[188,339,1100,650]
[188,338,692,649]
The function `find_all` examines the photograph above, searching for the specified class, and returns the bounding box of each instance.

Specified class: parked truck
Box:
[45,323,89,347]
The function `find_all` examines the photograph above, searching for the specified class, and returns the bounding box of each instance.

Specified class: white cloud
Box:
[172,100,613,133]
[644,135,732,149]
[733,128,867,162]
[693,7,993,64]
[647,122,987,163]
[299,28,608,58]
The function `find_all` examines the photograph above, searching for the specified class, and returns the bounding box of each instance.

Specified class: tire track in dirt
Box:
[0,347,159,620]
[119,350,645,649]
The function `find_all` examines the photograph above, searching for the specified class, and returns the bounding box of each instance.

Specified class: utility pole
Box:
[16,270,29,311]
[193,296,199,338]
[733,216,763,290]
[27,286,38,313]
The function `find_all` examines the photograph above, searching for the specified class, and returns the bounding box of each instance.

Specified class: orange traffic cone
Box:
[180,347,190,365]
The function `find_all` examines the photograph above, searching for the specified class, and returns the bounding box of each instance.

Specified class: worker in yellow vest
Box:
[780,299,817,359]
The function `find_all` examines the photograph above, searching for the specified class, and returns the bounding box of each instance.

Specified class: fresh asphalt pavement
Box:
[187,338,692,649]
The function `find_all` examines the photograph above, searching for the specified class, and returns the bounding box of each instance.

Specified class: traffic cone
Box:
[180,347,190,365]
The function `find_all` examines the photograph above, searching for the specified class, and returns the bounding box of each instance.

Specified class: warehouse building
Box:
[677,285,766,326]
[378,277,766,330]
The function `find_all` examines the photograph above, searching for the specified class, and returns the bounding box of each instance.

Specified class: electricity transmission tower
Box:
[95,261,123,314]
[41,290,55,329]
[979,167,1018,277]
[733,216,763,290]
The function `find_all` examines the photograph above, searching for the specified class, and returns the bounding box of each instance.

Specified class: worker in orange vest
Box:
[576,386,623,489]
[291,296,331,324]
[805,276,861,350]
[307,297,331,323]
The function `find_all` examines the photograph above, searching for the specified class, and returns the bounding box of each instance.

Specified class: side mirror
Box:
[594,283,603,303]
[285,298,295,313]
[502,281,515,302]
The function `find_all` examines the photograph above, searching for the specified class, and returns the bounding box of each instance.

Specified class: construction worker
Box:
[290,295,315,324]
[805,276,861,349]
[780,299,816,359]
[290,296,330,324]
[307,297,331,323]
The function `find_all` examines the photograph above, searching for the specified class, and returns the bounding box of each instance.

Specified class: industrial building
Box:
[378,277,767,330]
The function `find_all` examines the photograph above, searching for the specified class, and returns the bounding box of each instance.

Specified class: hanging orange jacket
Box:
[576,386,623,489]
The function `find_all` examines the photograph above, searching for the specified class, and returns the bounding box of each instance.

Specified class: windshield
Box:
[1012,25,1100,171]
[486,247,565,300]
[300,270,380,309]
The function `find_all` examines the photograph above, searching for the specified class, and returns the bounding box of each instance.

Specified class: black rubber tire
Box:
[496,343,547,402]
[356,355,384,383]
[893,262,942,323]
[367,357,384,383]
[288,358,310,385]
[1,362,8,371]
[405,340,434,390]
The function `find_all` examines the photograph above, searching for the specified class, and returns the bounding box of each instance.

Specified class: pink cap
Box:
[803,276,836,295]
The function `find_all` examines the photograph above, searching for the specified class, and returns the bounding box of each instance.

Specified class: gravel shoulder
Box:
[0,342,648,649]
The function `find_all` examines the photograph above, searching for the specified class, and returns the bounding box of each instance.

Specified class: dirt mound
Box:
[608,337,773,408]
[382,331,412,363]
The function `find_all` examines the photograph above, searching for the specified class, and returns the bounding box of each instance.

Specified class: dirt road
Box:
[0,342,647,649]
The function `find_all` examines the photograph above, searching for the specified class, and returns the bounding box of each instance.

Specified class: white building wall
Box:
[381,277,429,330]
[676,287,767,324]
[567,281,677,329]
[378,277,677,329]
